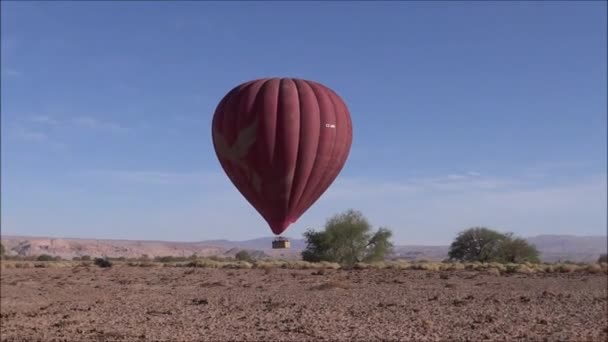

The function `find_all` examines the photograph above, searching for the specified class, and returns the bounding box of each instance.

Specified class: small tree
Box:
[235,250,254,262]
[0,243,5,256]
[494,234,540,263]
[301,209,394,267]
[448,227,540,263]
[94,257,113,268]
[448,227,506,262]
[363,227,394,263]
[599,254,608,263]
[37,254,56,261]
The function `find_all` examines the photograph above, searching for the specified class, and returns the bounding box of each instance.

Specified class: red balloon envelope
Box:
[211,77,353,235]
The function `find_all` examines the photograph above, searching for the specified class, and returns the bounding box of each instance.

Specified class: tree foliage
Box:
[235,250,254,262]
[448,227,539,263]
[94,257,113,268]
[301,209,394,267]
[494,234,540,263]
[448,227,507,262]
[0,243,5,256]
[599,254,608,263]
[37,254,60,261]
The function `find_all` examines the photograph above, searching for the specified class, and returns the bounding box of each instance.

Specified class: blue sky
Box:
[2,1,606,245]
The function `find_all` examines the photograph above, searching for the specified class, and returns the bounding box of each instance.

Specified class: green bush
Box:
[448,227,539,263]
[235,250,254,262]
[155,256,188,263]
[301,209,394,267]
[494,235,540,264]
[36,254,59,261]
[94,257,113,268]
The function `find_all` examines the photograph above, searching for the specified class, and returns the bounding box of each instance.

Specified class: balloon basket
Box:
[272,237,290,249]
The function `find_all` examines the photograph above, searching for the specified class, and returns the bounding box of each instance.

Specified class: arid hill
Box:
[0,234,605,262]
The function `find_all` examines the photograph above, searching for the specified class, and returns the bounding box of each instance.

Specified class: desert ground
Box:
[1,265,606,342]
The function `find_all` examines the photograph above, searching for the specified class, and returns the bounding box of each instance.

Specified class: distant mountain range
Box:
[1,234,606,263]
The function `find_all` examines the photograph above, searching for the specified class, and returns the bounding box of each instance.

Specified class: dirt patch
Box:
[309,280,352,290]
[1,267,606,341]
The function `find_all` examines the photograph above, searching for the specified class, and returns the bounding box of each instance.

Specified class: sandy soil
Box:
[1,266,606,341]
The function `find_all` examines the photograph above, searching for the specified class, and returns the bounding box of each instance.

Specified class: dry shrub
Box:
[254,260,286,269]
[353,262,369,270]
[319,261,341,270]
[411,262,441,271]
[310,280,351,290]
[283,261,316,269]
[586,264,602,274]
[486,267,501,276]
[385,261,412,270]
[556,264,578,273]
[126,261,158,267]
[540,264,555,273]
[504,263,518,273]
[45,261,73,268]
[472,263,488,271]
[514,264,535,274]
[488,263,506,272]
[182,259,221,268]
[360,262,388,270]
[222,261,253,269]
[464,262,483,270]
[443,262,465,271]
[136,262,162,267]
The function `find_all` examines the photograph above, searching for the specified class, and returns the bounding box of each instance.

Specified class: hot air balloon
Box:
[211,77,353,248]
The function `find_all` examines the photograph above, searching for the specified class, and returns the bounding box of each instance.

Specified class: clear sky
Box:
[2,1,606,245]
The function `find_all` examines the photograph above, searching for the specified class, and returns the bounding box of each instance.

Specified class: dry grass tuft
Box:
[585,264,602,274]
[486,267,502,276]
[254,260,286,269]
[555,264,579,273]
[442,262,465,271]
[410,262,441,271]
[319,261,341,270]
[282,261,317,269]
[514,264,535,274]
[385,261,412,270]
[353,262,369,270]
[222,261,253,269]
[464,262,483,270]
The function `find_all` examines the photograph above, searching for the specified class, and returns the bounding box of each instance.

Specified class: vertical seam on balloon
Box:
[271,78,281,169]
[216,88,240,189]
[294,82,336,218]
[293,81,323,217]
[307,84,342,207]
[327,88,350,185]
[286,79,305,218]
[328,88,352,179]
[250,78,273,219]
[291,81,322,215]
[231,81,261,205]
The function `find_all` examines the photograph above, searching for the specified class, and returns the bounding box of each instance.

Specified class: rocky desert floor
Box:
[1,266,606,341]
